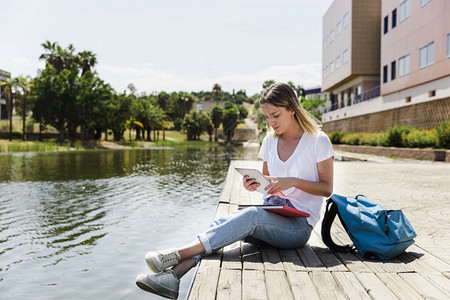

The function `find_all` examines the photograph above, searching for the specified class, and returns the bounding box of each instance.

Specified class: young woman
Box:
[136,82,334,299]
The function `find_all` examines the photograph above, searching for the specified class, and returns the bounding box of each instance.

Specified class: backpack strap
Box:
[321,197,356,253]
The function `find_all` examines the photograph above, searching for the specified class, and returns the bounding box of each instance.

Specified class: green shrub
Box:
[328,131,350,144]
[359,132,387,146]
[341,133,363,145]
[12,130,23,139]
[74,140,83,150]
[386,125,414,147]
[435,120,450,149]
[404,129,438,148]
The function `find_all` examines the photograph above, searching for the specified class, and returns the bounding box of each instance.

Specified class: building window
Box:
[399,55,410,77]
[343,49,349,64]
[391,61,396,80]
[392,9,397,28]
[384,16,389,34]
[383,65,388,83]
[329,62,334,74]
[428,90,436,97]
[330,30,335,43]
[336,22,342,36]
[406,96,411,103]
[336,56,341,69]
[421,0,432,7]
[399,0,411,23]
[419,42,434,68]
[447,33,450,58]
[343,13,349,28]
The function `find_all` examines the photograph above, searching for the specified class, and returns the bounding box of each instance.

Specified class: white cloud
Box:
[98,62,322,95]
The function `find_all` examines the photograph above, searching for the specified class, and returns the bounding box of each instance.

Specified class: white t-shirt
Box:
[258,130,335,227]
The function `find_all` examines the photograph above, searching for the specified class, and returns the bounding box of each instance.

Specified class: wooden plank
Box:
[278,248,306,272]
[375,273,424,300]
[285,271,320,300]
[242,270,267,300]
[217,269,242,300]
[332,272,371,300]
[356,273,399,300]
[310,271,347,300]
[265,271,293,300]
[215,202,231,219]
[242,242,264,270]
[400,273,449,299]
[308,231,348,271]
[296,244,326,271]
[398,251,440,274]
[260,245,284,271]
[407,244,450,273]
[421,273,450,296]
[219,161,235,204]
[188,252,222,299]
[222,241,242,270]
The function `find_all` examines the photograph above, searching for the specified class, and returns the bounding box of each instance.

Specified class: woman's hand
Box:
[265,177,294,195]
[243,175,260,192]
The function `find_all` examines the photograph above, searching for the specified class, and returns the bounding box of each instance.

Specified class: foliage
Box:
[222,108,238,142]
[327,123,448,149]
[386,125,415,147]
[403,129,438,148]
[435,120,450,149]
[301,97,326,119]
[209,105,223,142]
[182,111,212,140]
[328,131,350,144]
[341,133,364,145]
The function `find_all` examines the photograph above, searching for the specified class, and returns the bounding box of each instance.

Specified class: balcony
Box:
[326,85,380,112]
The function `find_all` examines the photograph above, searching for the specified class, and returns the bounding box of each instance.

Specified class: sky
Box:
[1,0,334,95]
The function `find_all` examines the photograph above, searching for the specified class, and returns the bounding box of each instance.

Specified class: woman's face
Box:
[260,103,295,135]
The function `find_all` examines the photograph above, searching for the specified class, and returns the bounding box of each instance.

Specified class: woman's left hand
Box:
[265,177,295,195]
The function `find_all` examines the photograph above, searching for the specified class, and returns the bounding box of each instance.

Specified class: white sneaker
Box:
[136,269,180,299]
[145,248,181,273]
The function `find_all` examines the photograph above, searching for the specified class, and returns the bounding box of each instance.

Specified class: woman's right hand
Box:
[243,175,260,192]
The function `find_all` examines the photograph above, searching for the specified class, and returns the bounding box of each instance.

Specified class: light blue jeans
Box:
[197,196,312,255]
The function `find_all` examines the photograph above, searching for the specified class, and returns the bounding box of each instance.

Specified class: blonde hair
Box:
[259,82,321,136]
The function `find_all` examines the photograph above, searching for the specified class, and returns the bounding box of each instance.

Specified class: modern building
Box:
[321,0,450,132]
[0,69,11,120]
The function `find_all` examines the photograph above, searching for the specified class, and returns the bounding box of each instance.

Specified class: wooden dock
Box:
[187,160,450,300]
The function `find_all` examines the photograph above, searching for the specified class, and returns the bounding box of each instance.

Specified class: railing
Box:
[326,85,380,112]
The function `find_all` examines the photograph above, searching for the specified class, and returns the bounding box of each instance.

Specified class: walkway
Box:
[187,158,450,299]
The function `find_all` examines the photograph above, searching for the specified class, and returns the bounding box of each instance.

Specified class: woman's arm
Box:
[265,157,334,197]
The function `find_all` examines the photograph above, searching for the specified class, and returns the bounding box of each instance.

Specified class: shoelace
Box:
[159,250,179,264]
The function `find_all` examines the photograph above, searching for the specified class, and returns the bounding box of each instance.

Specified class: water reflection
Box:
[0,145,258,299]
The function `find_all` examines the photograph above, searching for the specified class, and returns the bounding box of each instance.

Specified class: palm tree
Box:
[39,41,77,73]
[15,76,33,141]
[0,78,14,141]
[213,83,222,106]
[77,51,97,76]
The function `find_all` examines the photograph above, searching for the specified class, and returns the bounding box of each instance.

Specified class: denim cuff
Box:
[197,232,212,255]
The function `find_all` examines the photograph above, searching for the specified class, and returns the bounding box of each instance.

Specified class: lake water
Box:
[0,145,259,299]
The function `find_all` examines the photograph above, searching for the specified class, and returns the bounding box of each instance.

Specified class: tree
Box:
[212,83,222,106]
[222,108,238,142]
[262,80,275,90]
[209,105,223,142]
[182,111,211,141]
[301,97,326,119]
[0,77,16,141]
[13,76,33,141]
[77,51,97,76]
[287,81,304,98]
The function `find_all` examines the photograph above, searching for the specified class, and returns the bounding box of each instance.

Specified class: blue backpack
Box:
[321,194,417,260]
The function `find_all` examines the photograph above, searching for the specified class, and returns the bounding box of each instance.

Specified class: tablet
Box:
[235,167,271,194]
